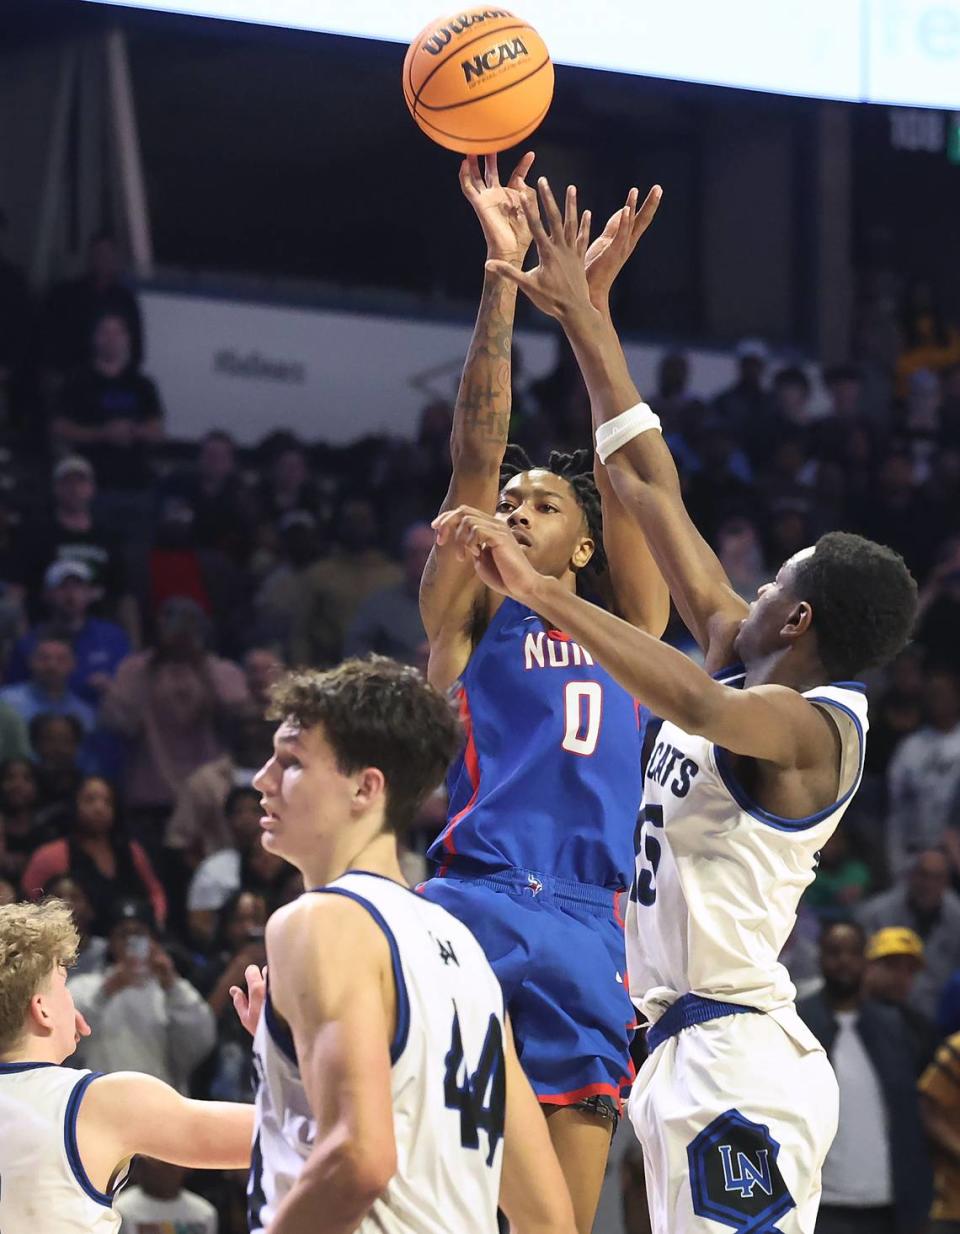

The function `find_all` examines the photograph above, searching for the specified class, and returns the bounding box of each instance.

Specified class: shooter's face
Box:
[496,470,594,581]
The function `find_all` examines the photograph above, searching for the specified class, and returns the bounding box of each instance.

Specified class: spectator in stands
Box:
[30,713,91,814]
[5,559,130,703]
[712,515,767,602]
[885,671,960,877]
[0,634,94,732]
[160,429,256,563]
[242,645,283,715]
[164,703,271,868]
[712,337,776,440]
[916,538,960,676]
[864,645,925,776]
[116,1157,218,1234]
[68,897,215,1092]
[41,231,143,375]
[797,921,933,1234]
[256,434,324,524]
[344,521,431,665]
[678,416,755,545]
[252,511,322,657]
[0,757,54,883]
[185,786,263,945]
[859,849,960,1019]
[0,698,29,763]
[649,350,701,434]
[746,365,812,467]
[896,277,960,396]
[941,362,960,447]
[52,311,164,510]
[193,889,267,1102]
[919,1029,960,1234]
[20,774,167,933]
[100,597,248,830]
[46,872,107,976]
[11,455,136,637]
[857,449,941,581]
[772,365,813,429]
[863,927,939,1071]
[804,828,872,920]
[291,496,402,666]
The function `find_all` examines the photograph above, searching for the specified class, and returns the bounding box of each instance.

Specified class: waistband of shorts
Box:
[436,865,625,917]
[645,993,759,1051]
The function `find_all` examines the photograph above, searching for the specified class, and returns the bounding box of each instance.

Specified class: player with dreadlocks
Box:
[419,152,668,1234]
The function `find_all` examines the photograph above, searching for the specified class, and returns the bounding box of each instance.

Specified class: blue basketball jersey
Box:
[428,597,645,890]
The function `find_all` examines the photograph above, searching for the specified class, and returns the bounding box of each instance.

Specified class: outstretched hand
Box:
[230,963,266,1039]
[432,506,544,603]
[584,184,663,309]
[460,151,537,264]
[485,177,595,321]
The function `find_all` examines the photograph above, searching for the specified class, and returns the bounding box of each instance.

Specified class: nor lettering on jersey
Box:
[523,630,594,671]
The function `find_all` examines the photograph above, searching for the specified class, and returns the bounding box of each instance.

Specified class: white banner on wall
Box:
[140,289,747,444]
[84,0,960,108]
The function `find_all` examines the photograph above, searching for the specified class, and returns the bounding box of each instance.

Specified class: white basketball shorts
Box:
[628,1007,839,1234]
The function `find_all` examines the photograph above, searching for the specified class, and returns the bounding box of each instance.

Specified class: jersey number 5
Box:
[562,681,602,756]
[444,1008,506,1167]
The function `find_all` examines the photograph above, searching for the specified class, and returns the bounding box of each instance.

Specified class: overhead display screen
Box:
[83,0,960,109]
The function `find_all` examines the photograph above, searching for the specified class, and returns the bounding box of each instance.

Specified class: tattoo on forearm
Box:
[455,278,516,444]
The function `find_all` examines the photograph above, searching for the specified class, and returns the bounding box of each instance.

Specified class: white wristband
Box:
[595,402,661,465]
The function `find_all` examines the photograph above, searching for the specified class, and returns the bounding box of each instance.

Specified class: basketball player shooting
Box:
[437,178,919,1234]
[233,656,578,1234]
[418,151,669,1233]
[0,898,253,1234]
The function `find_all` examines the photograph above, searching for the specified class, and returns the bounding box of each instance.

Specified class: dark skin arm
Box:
[582,190,671,637]
[420,152,537,692]
[487,180,748,669]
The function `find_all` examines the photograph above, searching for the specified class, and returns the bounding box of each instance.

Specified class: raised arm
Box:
[488,181,748,667]
[420,153,536,690]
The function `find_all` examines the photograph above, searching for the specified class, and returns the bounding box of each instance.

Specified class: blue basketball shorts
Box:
[418,867,636,1113]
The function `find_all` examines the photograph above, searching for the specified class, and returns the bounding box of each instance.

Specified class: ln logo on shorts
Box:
[687,1109,795,1234]
[718,1144,772,1198]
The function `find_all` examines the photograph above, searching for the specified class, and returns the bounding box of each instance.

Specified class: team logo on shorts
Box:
[687,1109,795,1234]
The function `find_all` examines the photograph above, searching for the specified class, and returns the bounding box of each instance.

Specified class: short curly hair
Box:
[0,898,79,1055]
[500,444,606,578]
[791,532,918,679]
[267,656,462,834]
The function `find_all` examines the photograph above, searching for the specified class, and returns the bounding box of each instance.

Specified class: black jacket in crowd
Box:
[797,992,933,1233]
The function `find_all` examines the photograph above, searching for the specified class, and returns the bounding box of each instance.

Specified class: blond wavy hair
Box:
[0,899,79,1056]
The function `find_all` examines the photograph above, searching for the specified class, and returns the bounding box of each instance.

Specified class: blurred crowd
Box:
[1,228,960,1233]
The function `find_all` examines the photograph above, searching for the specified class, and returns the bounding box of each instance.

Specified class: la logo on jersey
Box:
[718,1144,773,1199]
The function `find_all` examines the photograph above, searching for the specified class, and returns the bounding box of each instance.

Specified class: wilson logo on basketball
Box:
[421,10,513,55]
[462,38,529,83]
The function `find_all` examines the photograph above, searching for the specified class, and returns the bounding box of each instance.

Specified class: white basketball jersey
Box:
[0,1063,124,1234]
[249,872,507,1234]
[626,673,868,1026]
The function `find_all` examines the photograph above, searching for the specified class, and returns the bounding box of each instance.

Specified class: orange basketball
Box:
[403,8,554,154]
